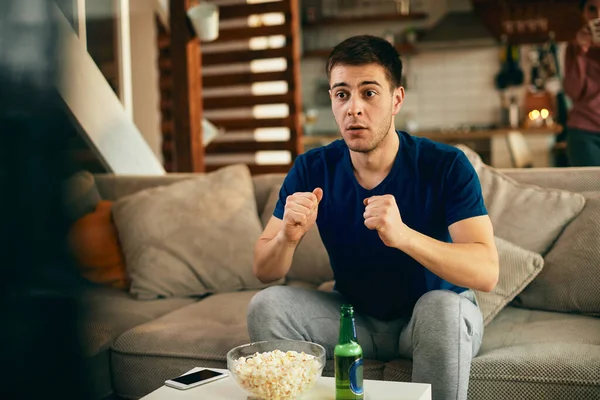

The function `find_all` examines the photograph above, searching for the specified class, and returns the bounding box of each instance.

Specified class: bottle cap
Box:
[341,304,354,316]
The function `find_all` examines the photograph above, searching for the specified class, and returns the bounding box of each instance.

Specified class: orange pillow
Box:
[69,200,129,289]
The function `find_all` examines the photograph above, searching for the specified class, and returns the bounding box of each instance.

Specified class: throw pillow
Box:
[69,201,129,289]
[514,192,600,315]
[455,145,585,255]
[474,236,544,326]
[112,164,282,300]
[63,170,102,222]
[261,185,333,286]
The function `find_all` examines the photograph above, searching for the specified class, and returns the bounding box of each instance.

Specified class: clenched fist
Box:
[282,188,323,243]
[363,195,409,249]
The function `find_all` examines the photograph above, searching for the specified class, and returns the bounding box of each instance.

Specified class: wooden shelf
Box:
[303,43,418,58]
[412,126,562,141]
[302,12,428,28]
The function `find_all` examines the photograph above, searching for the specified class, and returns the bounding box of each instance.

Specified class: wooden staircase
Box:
[158,0,303,174]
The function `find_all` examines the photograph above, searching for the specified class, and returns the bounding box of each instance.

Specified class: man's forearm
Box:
[253,231,298,283]
[399,228,499,292]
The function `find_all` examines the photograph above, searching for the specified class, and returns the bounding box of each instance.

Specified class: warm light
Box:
[540,109,549,119]
[250,58,287,72]
[254,127,290,141]
[249,35,286,50]
[529,110,541,120]
[253,104,289,118]
[248,13,285,27]
[251,81,288,95]
[211,128,290,143]
[256,151,291,165]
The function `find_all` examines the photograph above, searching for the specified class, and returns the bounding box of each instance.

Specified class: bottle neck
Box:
[338,314,357,344]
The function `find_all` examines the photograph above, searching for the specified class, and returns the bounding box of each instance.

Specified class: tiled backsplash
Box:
[402,47,503,130]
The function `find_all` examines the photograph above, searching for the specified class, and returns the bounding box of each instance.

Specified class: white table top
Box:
[142,367,431,400]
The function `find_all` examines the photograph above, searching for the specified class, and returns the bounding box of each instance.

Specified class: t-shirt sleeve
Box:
[273,155,309,220]
[443,151,488,227]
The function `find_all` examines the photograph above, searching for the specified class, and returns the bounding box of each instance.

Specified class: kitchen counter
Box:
[303,126,561,145]
[302,125,562,167]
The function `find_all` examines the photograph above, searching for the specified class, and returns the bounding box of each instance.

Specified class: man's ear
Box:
[328,89,332,99]
[392,86,405,115]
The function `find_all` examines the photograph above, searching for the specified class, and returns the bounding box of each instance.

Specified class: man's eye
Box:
[366,90,377,97]
[336,92,347,99]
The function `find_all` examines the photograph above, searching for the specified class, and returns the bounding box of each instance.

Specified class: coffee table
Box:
[141,367,431,400]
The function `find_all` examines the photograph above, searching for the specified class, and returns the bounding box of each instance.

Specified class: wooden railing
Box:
[158,0,303,174]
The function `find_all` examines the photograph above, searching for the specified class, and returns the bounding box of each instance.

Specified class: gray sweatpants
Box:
[247,286,484,400]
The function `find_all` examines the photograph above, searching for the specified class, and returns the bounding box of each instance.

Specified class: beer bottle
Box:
[334,304,364,400]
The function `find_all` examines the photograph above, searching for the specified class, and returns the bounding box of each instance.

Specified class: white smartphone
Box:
[164,369,229,390]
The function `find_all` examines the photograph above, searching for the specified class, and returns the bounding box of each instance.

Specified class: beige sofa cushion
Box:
[456,145,585,255]
[112,164,282,300]
[80,287,195,357]
[474,237,543,326]
[467,306,600,400]
[261,184,333,286]
[80,286,195,399]
[515,192,600,315]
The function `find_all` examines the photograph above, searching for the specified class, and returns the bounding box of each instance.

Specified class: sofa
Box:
[74,153,600,400]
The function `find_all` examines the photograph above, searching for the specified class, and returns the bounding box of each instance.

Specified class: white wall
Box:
[55,3,165,175]
[73,0,163,163]
[130,0,163,162]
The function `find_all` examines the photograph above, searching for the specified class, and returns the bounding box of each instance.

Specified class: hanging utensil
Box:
[548,33,568,142]
[508,44,525,86]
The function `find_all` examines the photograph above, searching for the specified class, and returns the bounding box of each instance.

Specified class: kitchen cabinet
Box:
[301,10,427,58]
[302,11,428,27]
[471,0,581,44]
[303,44,418,58]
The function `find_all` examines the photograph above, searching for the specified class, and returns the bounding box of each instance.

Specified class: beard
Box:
[344,112,393,154]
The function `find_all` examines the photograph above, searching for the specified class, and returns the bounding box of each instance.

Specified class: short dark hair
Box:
[580,0,588,10]
[326,35,403,90]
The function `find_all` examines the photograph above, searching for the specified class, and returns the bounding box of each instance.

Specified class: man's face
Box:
[329,63,404,154]
[584,0,600,22]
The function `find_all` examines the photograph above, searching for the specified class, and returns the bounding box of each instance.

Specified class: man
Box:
[563,0,600,166]
[247,35,499,400]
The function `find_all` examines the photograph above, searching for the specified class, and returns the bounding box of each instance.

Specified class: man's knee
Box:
[411,290,463,339]
[414,290,461,319]
[247,285,288,322]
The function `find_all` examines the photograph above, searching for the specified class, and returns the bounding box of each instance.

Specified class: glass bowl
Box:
[226,339,326,400]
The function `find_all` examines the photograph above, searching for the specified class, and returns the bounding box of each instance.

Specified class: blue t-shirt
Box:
[273,131,487,321]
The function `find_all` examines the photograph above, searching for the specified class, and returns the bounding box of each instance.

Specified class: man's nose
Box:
[347,97,363,116]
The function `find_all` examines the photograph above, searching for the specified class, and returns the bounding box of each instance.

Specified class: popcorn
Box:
[232,349,322,400]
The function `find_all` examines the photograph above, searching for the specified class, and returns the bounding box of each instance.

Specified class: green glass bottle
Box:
[334,304,364,400]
